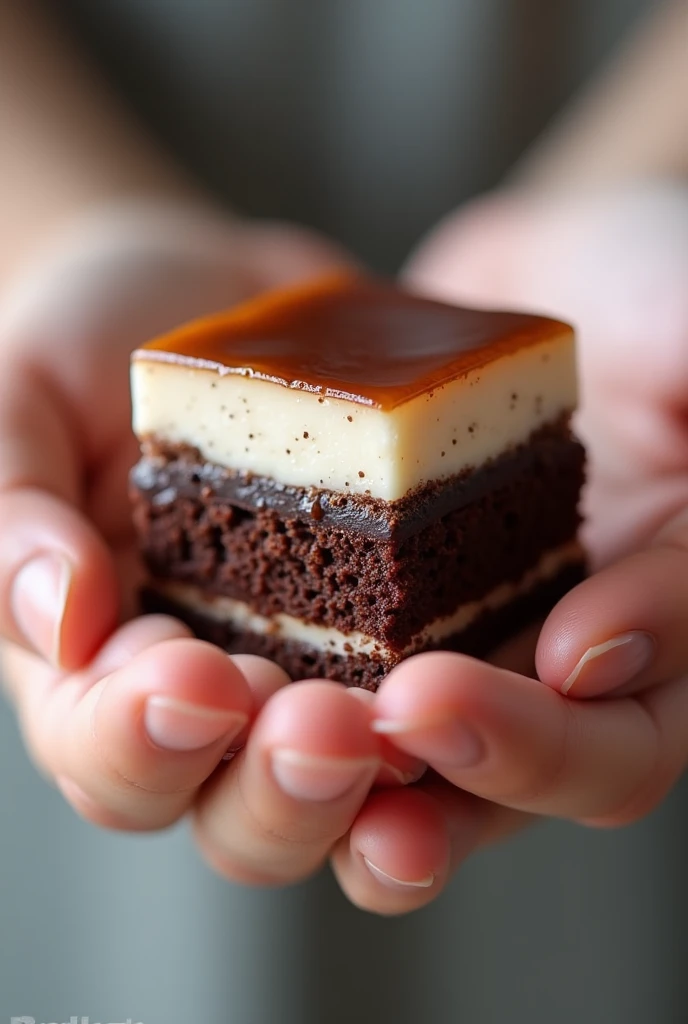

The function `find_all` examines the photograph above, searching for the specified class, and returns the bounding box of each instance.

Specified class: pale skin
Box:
[1,0,687,915]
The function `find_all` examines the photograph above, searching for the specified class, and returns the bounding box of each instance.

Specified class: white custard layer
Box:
[154,541,582,662]
[132,331,576,501]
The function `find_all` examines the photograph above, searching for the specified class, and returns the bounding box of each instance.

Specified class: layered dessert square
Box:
[130,275,585,689]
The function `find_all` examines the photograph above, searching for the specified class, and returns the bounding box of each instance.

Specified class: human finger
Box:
[10,623,257,831]
[537,508,688,697]
[330,777,531,916]
[193,681,381,886]
[372,651,688,824]
[0,363,119,669]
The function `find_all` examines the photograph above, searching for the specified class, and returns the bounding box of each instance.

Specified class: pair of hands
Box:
[1,183,687,916]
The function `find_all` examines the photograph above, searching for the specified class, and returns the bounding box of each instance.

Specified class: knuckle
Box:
[192,816,324,888]
[232,767,346,850]
[191,773,337,885]
[240,799,341,857]
[491,699,576,809]
[58,790,136,832]
[581,697,670,828]
[84,734,197,800]
[57,765,189,833]
[583,769,674,829]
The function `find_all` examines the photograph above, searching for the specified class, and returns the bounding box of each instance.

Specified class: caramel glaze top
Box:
[134,274,572,410]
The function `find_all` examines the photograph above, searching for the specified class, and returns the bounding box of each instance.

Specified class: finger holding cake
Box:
[2,616,257,833]
[192,679,383,887]
[330,779,531,916]
[6,610,432,898]
[371,649,688,826]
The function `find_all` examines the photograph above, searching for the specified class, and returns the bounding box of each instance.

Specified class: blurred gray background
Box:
[3,2,685,1022]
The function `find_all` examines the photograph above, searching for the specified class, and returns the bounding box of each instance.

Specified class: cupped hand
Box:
[0,207,408,886]
[332,181,688,914]
[1,205,450,916]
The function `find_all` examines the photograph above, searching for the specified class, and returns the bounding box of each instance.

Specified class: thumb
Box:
[0,362,118,669]
[535,501,688,698]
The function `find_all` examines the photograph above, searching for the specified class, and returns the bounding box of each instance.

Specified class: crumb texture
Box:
[131,428,584,649]
[141,561,585,690]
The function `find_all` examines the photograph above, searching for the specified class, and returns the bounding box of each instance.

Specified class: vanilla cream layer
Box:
[132,332,576,501]
[153,541,582,662]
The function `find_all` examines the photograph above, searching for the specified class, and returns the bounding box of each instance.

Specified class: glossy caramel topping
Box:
[135,275,571,410]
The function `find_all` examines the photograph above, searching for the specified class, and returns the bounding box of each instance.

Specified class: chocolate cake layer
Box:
[132,417,576,543]
[142,561,585,689]
[131,425,585,650]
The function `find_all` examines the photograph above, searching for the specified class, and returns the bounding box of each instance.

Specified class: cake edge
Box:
[140,557,586,690]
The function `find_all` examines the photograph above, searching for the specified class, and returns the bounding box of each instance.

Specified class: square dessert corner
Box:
[129,274,585,689]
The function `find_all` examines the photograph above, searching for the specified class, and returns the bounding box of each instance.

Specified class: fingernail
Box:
[561,631,656,696]
[270,750,377,801]
[363,857,434,890]
[373,717,484,768]
[376,761,427,787]
[11,554,72,664]
[144,696,248,752]
[347,687,375,703]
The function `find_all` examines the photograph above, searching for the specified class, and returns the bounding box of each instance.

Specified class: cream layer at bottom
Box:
[151,540,583,662]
